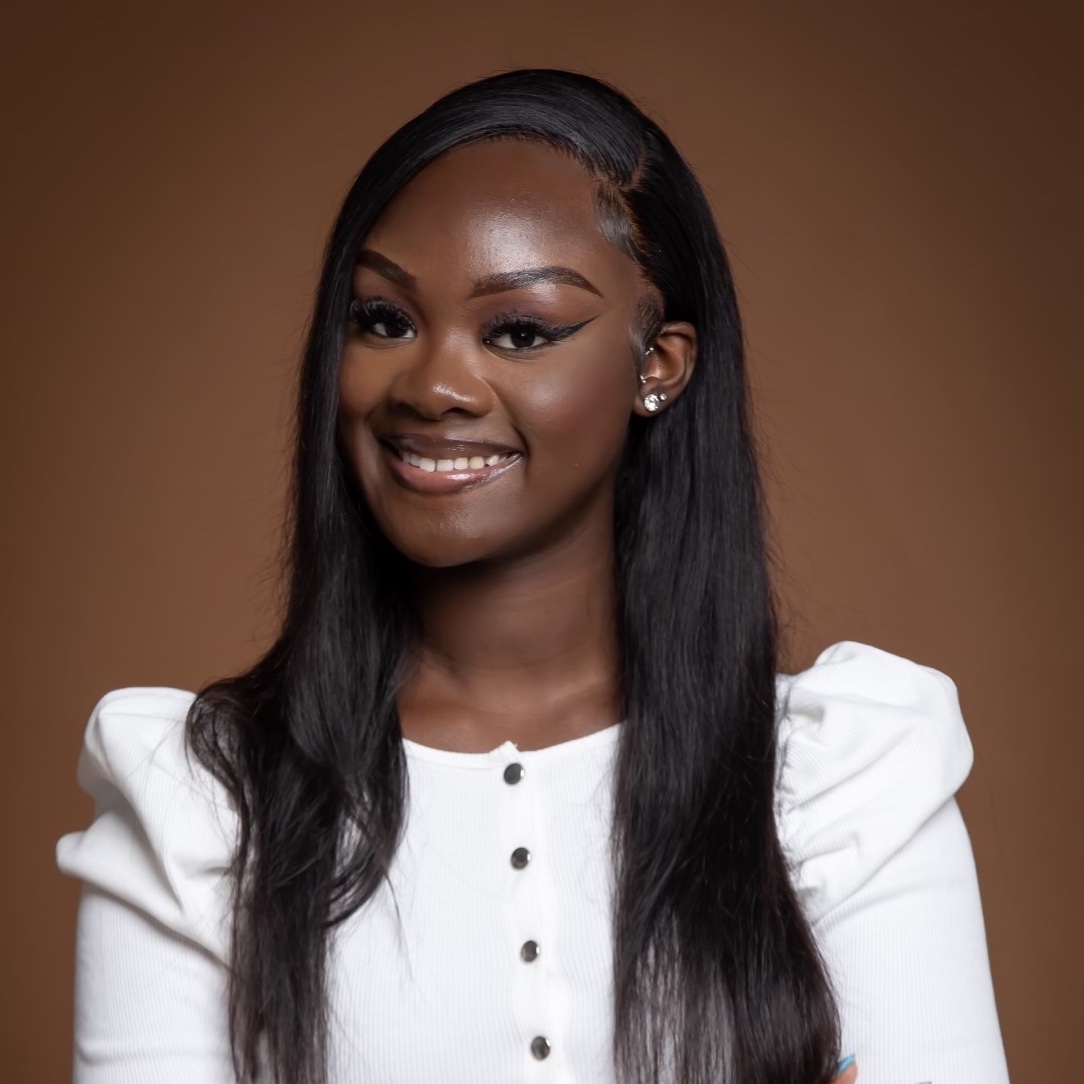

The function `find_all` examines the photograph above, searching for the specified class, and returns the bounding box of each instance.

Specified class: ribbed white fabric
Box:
[56,640,1010,1083]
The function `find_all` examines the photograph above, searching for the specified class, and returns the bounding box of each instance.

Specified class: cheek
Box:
[513,345,634,472]
[339,349,379,420]
[337,354,384,475]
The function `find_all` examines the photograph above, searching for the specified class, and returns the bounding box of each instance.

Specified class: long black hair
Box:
[187,68,840,1084]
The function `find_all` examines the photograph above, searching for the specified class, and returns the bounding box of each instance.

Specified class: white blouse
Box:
[56,640,1010,1083]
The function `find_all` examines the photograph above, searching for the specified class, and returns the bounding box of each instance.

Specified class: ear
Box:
[632,320,697,418]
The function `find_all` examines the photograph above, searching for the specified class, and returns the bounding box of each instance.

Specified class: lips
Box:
[382,433,521,462]
[397,448,515,473]
[378,433,522,493]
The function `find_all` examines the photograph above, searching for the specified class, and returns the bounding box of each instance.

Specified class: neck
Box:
[400,518,620,752]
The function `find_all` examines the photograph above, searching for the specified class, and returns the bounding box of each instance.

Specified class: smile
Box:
[380,441,521,494]
[398,450,515,473]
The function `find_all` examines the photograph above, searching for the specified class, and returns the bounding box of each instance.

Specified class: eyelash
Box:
[347,297,588,354]
[484,310,591,352]
[348,297,415,340]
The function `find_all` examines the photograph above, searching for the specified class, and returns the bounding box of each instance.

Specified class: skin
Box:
[337,138,694,753]
[337,137,860,1084]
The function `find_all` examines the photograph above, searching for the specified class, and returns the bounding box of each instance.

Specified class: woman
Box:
[57,69,1009,1083]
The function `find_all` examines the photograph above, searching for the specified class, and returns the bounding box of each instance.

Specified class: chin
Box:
[376,524,513,571]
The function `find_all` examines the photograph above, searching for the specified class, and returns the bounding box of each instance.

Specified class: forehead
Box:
[361,139,636,290]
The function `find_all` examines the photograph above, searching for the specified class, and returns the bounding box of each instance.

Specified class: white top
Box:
[56,640,1010,1084]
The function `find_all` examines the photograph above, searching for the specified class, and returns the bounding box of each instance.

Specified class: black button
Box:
[530,1036,550,1060]
[510,846,531,870]
[503,762,525,784]
[520,939,540,962]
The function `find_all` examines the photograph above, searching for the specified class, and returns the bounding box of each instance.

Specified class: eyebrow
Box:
[356,249,416,290]
[356,249,602,299]
[469,266,602,298]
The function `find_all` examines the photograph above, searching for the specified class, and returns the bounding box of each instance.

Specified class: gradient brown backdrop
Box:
[3,2,1080,1081]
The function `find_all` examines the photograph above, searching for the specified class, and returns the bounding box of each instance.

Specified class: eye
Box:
[486,321,552,351]
[482,314,592,355]
[349,297,417,341]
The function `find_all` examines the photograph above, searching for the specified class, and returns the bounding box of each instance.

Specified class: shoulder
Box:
[56,686,237,961]
[74,686,200,785]
[774,640,974,922]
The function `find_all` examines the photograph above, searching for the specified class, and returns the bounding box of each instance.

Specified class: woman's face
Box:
[337,138,686,568]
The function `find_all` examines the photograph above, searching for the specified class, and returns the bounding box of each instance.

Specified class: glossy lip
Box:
[382,432,521,461]
[379,441,522,495]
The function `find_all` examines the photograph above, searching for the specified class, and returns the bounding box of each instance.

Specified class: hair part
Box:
[188,68,840,1084]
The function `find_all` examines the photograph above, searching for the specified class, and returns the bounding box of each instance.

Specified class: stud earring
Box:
[643,391,668,412]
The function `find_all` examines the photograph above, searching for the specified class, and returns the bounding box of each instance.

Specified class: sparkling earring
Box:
[643,391,668,412]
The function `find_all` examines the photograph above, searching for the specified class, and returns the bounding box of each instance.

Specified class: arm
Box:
[815,796,1009,1083]
[775,640,1011,1083]
[72,886,236,1084]
[57,688,241,1083]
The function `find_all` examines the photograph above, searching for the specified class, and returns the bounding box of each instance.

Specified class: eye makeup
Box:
[481,311,595,354]
[347,295,596,355]
[349,297,417,340]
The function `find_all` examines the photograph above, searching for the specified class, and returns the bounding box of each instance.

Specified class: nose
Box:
[388,333,494,420]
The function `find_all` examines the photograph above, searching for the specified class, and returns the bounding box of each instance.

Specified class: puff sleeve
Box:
[775,641,1010,1083]
[56,688,240,1084]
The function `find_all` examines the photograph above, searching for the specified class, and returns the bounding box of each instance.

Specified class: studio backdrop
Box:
[2,2,1080,1081]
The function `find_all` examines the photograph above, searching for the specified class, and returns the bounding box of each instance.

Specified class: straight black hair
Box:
[188,68,840,1084]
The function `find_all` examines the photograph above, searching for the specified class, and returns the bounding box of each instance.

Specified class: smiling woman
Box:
[337,138,693,572]
[56,70,1009,1084]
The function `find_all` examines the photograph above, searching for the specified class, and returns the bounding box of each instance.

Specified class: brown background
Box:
[2,2,1080,1080]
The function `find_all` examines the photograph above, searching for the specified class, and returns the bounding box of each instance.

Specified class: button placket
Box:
[501,748,555,1076]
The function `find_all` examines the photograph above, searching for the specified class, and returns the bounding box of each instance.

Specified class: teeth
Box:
[399,449,513,474]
